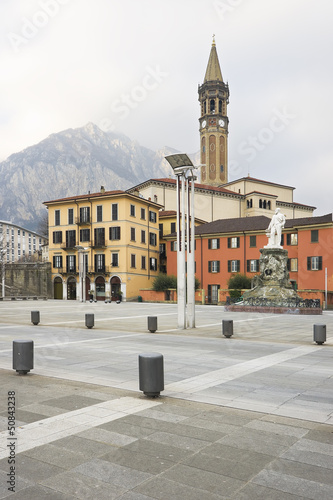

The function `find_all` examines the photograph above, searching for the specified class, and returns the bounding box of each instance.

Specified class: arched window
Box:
[219,100,222,113]
[210,99,215,113]
[203,102,206,114]
[259,199,262,208]
[263,200,267,209]
[267,201,271,210]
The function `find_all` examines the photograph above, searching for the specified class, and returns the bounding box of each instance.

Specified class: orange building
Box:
[164,213,333,305]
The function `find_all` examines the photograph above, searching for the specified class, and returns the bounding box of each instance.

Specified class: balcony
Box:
[92,239,106,249]
[62,267,79,275]
[61,241,77,250]
[87,266,110,275]
[75,216,91,225]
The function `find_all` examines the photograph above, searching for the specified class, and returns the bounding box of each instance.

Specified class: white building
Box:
[0,221,48,263]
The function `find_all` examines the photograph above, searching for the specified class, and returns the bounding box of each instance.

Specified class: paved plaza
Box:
[0,300,332,499]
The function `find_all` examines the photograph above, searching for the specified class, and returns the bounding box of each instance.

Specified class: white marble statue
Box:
[265,208,286,248]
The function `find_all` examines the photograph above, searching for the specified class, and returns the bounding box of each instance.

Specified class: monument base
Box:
[224,304,322,315]
[239,248,321,313]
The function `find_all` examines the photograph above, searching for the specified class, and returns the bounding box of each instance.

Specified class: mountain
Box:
[0,123,181,232]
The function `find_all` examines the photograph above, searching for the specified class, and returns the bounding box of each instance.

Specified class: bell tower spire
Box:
[198,37,229,185]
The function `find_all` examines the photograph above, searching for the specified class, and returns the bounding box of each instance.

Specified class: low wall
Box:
[0,262,52,299]
[139,289,205,304]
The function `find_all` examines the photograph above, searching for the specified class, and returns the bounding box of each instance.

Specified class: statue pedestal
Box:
[242,248,299,306]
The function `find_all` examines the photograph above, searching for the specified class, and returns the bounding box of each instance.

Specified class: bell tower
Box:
[198,37,229,185]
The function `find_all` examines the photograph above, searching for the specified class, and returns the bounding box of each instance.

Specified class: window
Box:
[80,228,90,242]
[111,203,118,221]
[55,210,60,226]
[68,208,74,225]
[79,207,90,224]
[171,241,177,251]
[228,237,240,248]
[130,228,136,241]
[149,232,157,246]
[208,261,220,273]
[286,233,298,246]
[131,254,136,268]
[307,256,322,271]
[53,231,62,244]
[130,204,135,217]
[141,230,146,244]
[95,254,105,272]
[140,208,146,220]
[208,238,220,249]
[159,224,163,238]
[94,228,105,247]
[97,205,103,222]
[109,226,121,240]
[247,259,259,272]
[66,255,76,273]
[289,258,298,272]
[149,211,157,223]
[228,260,240,272]
[249,235,256,248]
[208,284,220,304]
[141,255,146,269]
[111,253,119,267]
[53,255,62,268]
[169,222,176,234]
[65,230,76,248]
[150,257,157,271]
[311,230,319,243]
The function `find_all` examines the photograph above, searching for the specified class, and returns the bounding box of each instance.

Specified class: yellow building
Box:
[44,188,161,301]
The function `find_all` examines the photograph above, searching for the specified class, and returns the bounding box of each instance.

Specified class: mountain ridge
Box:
[0,122,189,232]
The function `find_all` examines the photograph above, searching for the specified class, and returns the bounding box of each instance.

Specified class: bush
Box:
[152,274,177,291]
[153,274,201,291]
[227,273,251,290]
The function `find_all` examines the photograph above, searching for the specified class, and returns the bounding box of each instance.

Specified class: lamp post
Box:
[76,246,88,302]
[165,153,196,329]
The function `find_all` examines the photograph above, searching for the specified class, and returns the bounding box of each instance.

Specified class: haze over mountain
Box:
[0,123,184,232]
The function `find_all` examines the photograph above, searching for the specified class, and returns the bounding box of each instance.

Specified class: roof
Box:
[128,178,239,197]
[222,176,295,191]
[164,213,332,238]
[159,210,177,217]
[204,39,223,82]
[43,189,162,207]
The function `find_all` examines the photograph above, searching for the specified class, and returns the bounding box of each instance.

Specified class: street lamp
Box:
[76,246,89,302]
[165,153,196,329]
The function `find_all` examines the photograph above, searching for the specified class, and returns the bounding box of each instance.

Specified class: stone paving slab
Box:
[0,301,333,498]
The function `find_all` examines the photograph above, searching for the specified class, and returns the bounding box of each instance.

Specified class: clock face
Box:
[219,119,225,127]
[201,120,206,128]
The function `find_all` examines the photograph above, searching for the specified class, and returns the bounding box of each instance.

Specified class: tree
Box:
[227,273,251,300]
[153,274,177,291]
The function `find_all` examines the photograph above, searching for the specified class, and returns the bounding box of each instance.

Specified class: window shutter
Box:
[66,255,69,270]
[319,256,322,270]
[53,256,56,267]
[307,257,311,270]
[287,234,291,245]
[237,237,240,248]
[217,261,220,273]
[208,239,211,249]
[228,260,231,272]
[208,261,211,272]
[217,239,220,249]
[227,238,231,248]
[256,260,260,271]
[247,260,250,272]
[287,259,290,271]
[237,260,240,272]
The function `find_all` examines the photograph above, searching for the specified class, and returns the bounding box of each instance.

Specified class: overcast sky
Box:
[1,0,332,215]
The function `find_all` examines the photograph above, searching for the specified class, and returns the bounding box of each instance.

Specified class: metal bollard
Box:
[148,316,157,333]
[31,311,40,325]
[313,324,326,345]
[85,313,94,329]
[139,352,164,397]
[13,340,34,375]
[222,319,233,338]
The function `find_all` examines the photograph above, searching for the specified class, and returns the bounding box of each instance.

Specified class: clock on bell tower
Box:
[198,37,229,186]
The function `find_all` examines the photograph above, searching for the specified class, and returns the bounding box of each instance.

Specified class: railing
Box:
[61,242,76,250]
[75,217,91,225]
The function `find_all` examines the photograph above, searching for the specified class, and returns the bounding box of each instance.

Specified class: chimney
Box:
[100,186,105,193]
